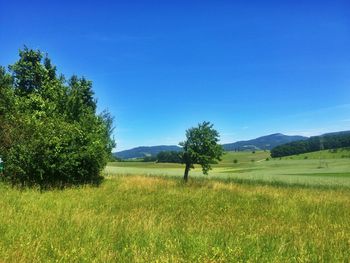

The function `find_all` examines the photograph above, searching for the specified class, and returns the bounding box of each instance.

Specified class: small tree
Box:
[179,121,223,181]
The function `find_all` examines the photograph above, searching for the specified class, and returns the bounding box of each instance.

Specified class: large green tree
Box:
[180,121,223,181]
[0,67,15,155]
[0,47,115,187]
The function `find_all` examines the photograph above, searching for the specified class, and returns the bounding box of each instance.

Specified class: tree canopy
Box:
[0,47,115,187]
[180,121,223,181]
[270,132,350,158]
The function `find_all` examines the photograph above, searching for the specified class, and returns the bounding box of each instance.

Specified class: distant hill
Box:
[114,133,308,159]
[321,130,350,137]
[222,133,308,151]
[114,145,182,159]
[271,131,350,158]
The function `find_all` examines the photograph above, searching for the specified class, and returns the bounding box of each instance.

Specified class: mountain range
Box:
[114,133,308,159]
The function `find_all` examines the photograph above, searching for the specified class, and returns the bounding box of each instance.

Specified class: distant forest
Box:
[139,151,182,163]
[270,132,350,158]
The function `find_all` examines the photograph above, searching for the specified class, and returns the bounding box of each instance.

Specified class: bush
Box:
[0,47,115,187]
[233,159,238,164]
[4,113,112,188]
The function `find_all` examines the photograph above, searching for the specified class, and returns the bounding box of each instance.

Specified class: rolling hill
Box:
[222,133,307,151]
[114,145,182,159]
[114,133,307,159]
[271,130,350,157]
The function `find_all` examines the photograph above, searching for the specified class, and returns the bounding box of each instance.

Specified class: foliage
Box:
[0,47,115,187]
[156,151,182,163]
[179,121,223,181]
[0,67,15,156]
[271,132,350,158]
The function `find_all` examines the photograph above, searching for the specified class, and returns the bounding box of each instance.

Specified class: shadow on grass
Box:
[0,174,104,191]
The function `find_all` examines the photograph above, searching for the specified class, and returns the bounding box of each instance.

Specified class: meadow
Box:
[0,150,349,262]
[106,150,350,188]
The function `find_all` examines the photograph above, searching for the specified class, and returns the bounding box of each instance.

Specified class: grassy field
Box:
[106,150,350,188]
[0,150,349,262]
[281,147,350,160]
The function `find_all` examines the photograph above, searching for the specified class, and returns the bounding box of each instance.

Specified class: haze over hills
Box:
[114,133,308,159]
[222,133,308,151]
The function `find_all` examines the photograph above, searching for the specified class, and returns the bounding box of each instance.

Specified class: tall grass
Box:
[1,175,349,262]
[106,157,350,188]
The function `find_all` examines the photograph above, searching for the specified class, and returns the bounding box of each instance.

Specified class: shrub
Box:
[0,47,115,187]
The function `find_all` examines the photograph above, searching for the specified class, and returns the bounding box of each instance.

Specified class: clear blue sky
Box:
[1,0,350,150]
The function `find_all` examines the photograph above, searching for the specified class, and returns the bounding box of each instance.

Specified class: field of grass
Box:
[281,147,350,160]
[0,150,349,262]
[1,175,349,262]
[106,151,350,188]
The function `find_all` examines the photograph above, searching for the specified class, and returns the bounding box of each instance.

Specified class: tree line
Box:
[140,151,182,163]
[0,47,115,187]
[270,132,350,158]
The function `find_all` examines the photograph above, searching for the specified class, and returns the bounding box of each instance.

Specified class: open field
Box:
[1,175,350,262]
[0,150,349,262]
[106,151,350,188]
[281,147,350,160]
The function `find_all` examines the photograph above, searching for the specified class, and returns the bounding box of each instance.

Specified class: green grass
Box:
[1,150,350,261]
[219,150,270,166]
[281,147,350,160]
[0,175,349,262]
[106,151,350,188]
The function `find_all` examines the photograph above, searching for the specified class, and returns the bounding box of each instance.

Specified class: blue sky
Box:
[1,0,350,150]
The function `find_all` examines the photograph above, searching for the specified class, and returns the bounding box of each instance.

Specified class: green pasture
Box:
[106,150,350,188]
[0,150,349,262]
[1,175,350,262]
[281,147,350,160]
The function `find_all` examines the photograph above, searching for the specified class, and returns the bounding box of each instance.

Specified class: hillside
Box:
[222,133,307,151]
[271,131,350,157]
[281,147,350,160]
[114,133,307,159]
[114,145,182,159]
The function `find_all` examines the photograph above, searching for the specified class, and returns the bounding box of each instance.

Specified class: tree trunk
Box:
[183,163,190,182]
